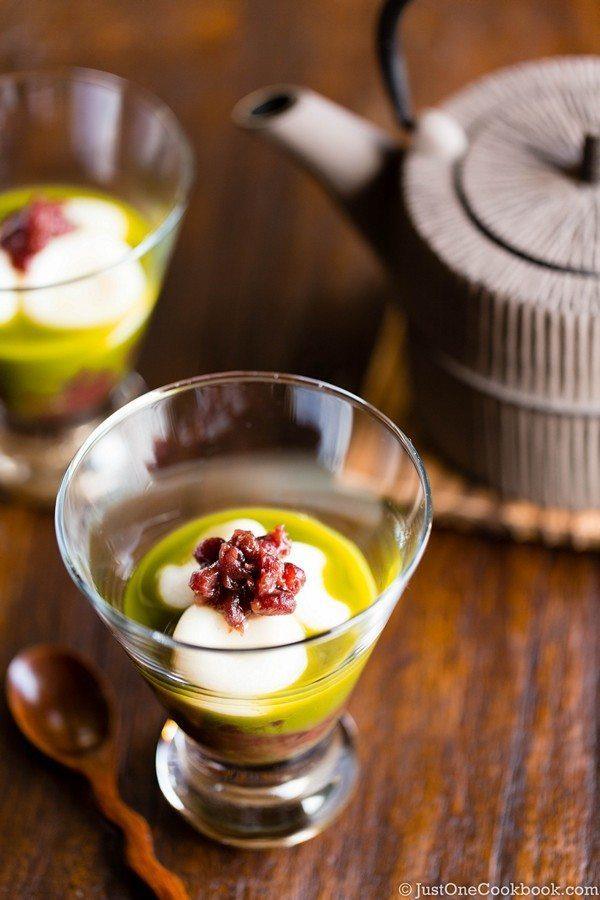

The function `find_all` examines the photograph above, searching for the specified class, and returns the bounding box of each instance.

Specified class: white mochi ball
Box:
[200,518,265,541]
[22,232,146,328]
[63,197,129,241]
[157,561,198,610]
[173,604,307,696]
[288,542,350,632]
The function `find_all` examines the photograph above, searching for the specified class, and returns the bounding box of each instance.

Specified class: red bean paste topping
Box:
[189,525,306,631]
[0,198,73,271]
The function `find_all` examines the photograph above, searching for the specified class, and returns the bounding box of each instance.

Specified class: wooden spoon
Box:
[6,644,189,900]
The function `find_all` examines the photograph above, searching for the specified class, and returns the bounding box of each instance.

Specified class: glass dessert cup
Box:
[0,68,193,503]
[55,373,432,848]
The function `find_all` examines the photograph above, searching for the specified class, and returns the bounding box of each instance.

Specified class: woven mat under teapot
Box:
[362,307,600,551]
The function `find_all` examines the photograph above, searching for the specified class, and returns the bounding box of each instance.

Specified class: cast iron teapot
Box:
[234,0,600,510]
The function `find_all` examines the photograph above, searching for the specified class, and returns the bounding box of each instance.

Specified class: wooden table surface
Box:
[0,1,598,897]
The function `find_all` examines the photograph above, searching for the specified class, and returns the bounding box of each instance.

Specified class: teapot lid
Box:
[404,57,600,293]
[459,69,600,275]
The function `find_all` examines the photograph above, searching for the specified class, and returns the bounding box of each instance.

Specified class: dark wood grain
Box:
[0,1,598,897]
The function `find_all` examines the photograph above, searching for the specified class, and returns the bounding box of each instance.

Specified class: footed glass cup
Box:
[0,68,193,502]
[56,373,431,848]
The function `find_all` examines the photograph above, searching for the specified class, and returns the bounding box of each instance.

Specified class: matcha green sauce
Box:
[125,506,376,632]
[124,507,379,737]
[0,184,156,419]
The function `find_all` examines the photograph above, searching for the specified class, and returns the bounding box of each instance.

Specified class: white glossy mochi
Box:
[22,232,146,328]
[289,542,351,632]
[200,518,264,541]
[173,605,308,696]
[158,560,198,610]
[63,197,129,241]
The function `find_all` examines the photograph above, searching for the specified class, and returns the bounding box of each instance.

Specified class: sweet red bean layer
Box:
[189,525,306,630]
[0,198,73,271]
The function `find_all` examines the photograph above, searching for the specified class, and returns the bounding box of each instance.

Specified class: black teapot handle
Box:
[377,0,416,130]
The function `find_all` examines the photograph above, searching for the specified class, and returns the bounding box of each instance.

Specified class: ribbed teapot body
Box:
[401,57,600,509]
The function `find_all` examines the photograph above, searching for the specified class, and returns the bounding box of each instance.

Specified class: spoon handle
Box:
[90,772,189,900]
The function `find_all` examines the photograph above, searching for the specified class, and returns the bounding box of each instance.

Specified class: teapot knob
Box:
[413,110,468,161]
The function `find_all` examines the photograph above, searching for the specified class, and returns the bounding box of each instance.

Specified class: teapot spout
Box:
[233,86,402,265]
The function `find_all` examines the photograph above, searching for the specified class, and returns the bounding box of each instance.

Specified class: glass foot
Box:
[0,373,146,506]
[156,716,359,849]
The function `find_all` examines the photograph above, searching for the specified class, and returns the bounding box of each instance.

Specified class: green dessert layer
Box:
[0,184,156,420]
[124,506,376,632]
[124,507,379,738]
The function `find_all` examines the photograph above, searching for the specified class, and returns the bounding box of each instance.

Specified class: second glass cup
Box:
[56,373,432,848]
[0,68,194,502]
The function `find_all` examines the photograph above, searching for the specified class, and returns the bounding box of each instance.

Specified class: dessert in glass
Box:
[0,68,193,502]
[56,373,431,847]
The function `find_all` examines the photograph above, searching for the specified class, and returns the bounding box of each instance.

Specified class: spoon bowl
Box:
[7,645,112,760]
